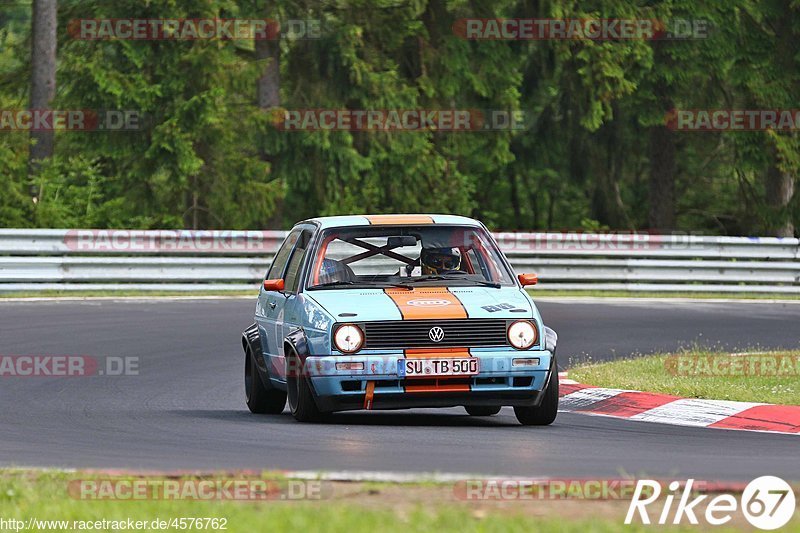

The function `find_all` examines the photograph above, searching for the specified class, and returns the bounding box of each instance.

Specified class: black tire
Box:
[514,371,559,426]
[286,347,325,423]
[465,406,502,416]
[245,348,286,414]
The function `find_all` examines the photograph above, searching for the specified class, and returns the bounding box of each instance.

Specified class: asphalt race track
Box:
[1,298,798,480]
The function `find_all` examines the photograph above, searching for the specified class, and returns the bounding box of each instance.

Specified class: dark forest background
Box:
[0,0,798,234]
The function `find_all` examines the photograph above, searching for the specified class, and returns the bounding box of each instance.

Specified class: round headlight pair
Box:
[334,324,364,353]
[507,320,538,350]
[335,321,535,352]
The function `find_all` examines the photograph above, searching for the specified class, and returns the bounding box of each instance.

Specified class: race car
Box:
[241,214,559,425]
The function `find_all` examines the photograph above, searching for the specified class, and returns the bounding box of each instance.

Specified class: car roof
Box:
[297,214,483,230]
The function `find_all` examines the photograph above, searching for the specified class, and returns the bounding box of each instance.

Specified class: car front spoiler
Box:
[314,388,545,412]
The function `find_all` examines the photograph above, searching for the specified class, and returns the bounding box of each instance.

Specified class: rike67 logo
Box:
[626,477,796,530]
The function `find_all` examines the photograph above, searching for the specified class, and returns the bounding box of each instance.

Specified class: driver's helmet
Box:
[420,247,462,275]
[317,258,353,285]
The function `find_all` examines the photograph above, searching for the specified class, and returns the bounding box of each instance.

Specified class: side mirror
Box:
[263,278,285,292]
[518,273,538,287]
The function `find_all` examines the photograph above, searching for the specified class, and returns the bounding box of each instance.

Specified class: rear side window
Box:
[267,229,301,279]
[283,230,313,293]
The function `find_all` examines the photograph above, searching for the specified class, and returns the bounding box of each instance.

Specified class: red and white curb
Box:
[557,373,800,435]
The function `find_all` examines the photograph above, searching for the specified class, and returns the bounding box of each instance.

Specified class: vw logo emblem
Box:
[428,326,445,343]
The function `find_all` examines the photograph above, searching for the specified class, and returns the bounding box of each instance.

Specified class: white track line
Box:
[629,399,764,428]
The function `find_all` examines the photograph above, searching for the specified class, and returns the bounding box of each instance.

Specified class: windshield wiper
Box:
[452,279,501,288]
[309,280,414,291]
[402,275,448,283]
[308,280,357,289]
[403,275,502,288]
[384,282,414,290]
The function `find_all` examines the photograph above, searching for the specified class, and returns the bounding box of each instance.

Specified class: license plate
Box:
[397,358,479,378]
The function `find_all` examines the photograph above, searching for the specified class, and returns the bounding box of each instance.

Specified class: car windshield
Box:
[306,225,515,289]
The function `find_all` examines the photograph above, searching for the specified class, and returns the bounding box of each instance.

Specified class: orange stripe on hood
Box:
[365,214,434,225]
[384,287,468,320]
[385,288,471,393]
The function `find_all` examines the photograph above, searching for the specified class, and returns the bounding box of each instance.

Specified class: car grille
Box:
[363,319,509,349]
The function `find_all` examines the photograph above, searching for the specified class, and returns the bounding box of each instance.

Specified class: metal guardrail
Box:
[0,229,798,293]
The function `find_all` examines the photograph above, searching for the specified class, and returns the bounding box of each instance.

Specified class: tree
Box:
[28,0,57,198]
[727,0,799,237]
[0,0,797,235]
[647,40,677,231]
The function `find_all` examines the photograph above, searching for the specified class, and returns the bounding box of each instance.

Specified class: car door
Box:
[256,228,301,382]
[278,228,314,374]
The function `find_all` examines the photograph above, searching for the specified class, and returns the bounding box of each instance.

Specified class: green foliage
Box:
[0,0,797,233]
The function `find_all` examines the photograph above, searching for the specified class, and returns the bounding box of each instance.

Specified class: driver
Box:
[420,246,462,275]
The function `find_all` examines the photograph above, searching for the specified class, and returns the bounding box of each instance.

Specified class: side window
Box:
[283,230,313,293]
[267,229,301,279]
[463,248,480,275]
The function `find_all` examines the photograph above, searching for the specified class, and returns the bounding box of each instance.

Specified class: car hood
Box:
[304,286,536,322]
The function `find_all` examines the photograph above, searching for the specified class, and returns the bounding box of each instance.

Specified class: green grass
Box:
[569,351,800,405]
[0,471,783,533]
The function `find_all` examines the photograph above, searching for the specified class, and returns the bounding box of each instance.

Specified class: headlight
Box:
[334,324,364,353]
[507,320,537,350]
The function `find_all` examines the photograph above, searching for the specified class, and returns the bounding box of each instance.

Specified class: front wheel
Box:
[286,347,325,423]
[245,348,286,414]
[465,406,502,416]
[514,371,559,426]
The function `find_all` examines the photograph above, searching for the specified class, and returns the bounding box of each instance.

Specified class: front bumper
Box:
[303,349,554,412]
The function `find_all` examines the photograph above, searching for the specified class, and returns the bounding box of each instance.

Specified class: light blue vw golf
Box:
[241,214,559,425]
